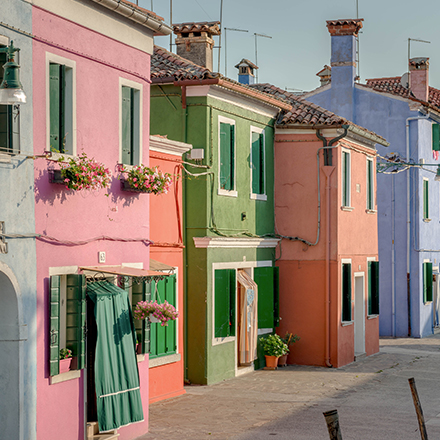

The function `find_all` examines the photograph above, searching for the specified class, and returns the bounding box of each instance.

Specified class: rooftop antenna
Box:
[355,0,361,82]
[407,38,431,91]
[254,32,272,83]
[224,27,248,77]
[217,0,223,72]
[170,0,173,51]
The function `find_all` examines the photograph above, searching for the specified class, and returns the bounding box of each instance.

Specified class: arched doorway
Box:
[0,269,20,439]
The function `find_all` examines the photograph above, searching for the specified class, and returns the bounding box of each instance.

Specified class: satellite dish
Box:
[401,72,409,88]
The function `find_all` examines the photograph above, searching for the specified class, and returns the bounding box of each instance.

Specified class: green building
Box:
[150,22,291,384]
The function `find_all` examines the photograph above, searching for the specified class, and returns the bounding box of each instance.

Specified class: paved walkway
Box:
[138,334,440,439]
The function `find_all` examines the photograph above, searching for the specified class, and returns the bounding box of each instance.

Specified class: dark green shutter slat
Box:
[367,160,373,210]
[78,275,86,369]
[214,269,234,338]
[254,267,275,329]
[149,280,157,356]
[49,276,61,376]
[59,65,66,153]
[122,86,132,164]
[155,279,167,356]
[343,152,350,207]
[433,124,440,151]
[49,64,61,153]
[229,125,235,191]
[165,275,177,353]
[219,122,231,190]
[259,133,264,194]
[143,281,151,354]
[424,180,429,219]
[274,266,280,327]
[229,269,236,336]
[342,263,352,322]
[251,132,261,194]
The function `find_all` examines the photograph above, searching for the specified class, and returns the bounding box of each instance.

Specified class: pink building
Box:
[252,84,389,368]
[32,1,172,439]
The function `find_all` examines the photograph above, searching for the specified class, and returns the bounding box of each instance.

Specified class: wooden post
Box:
[408,377,429,440]
[323,409,343,440]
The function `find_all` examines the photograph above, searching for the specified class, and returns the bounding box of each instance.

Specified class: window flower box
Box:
[48,169,64,184]
[134,300,178,326]
[119,164,172,195]
[59,357,72,374]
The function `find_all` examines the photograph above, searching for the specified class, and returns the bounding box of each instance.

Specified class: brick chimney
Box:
[235,58,258,85]
[316,65,332,86]
[409,57,429,102]
[326,19,363,120]
[173,21,220,71]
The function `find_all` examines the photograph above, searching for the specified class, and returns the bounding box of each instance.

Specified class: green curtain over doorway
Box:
[87,281,143,432]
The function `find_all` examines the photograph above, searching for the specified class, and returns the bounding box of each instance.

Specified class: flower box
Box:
[48,169,64,185]
[59,357,72,374]
[120,178,149,193]
[119,164,172,194]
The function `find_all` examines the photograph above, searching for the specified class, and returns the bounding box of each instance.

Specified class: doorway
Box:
[354,274,365,355]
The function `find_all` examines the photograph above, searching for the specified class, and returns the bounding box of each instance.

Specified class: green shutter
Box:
[368,261,380,315]
[49,276,61,376]
[165,275,177,354]
[342,263,352,321]
[229,124,235,191]
[65,274,86,369]
[423,180,429,219]
[433,124,440,151]
[214,269,235,337]
[131,281,144,353]
[49,63,61,153]
[254,267,275,329]
[10,104,20,154]
[121,86,132,165]
[367,160,373,210]
[252,132,265,195]
[143,281,151,354]
[219,122,231,190]
[423,262,433,303]
[342,152,350,207]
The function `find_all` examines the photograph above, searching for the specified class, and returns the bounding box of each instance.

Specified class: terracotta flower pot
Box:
[264,355,279,370]
[278,354,288,367]
[59,357,72,374]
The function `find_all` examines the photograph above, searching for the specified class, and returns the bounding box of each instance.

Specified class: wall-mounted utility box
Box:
[187,148,204,160]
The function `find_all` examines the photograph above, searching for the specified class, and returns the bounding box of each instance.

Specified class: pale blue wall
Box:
[0,1,36,439]
[306,31,440,338]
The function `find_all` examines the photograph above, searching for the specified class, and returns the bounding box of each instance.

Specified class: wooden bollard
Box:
[408,378,429,440]
[323,409,343,440]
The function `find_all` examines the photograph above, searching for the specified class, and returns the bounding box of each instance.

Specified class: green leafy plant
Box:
[134,300,179,326]
[281,332,300,346]
[60,348,72,359]
[121,164,173,194]
[259,334,289,357]
[57,152,111,191]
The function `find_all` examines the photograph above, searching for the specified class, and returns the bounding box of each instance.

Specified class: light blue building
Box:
[305,18,440,338]
[0,1,37,439]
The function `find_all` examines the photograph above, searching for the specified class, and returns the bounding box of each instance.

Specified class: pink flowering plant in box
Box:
[58,152,111,191]
[134,300,179,326]
[121,164,173,194]
[60,348,72,359]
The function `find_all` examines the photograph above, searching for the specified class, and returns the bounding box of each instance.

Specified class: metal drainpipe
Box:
[406,115,430,337]
[316,126,349,368]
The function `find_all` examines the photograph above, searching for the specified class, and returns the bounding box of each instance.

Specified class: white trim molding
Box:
[149,135,192,156]
[193,237,280,249]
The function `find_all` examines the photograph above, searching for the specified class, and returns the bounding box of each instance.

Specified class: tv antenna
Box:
[407,38,431,90]
[254,32,272,83]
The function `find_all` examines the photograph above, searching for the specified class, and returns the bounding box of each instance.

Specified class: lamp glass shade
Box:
[0,87,26,104]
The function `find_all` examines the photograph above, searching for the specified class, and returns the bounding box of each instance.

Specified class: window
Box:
[0,47,19,154]
[250,128,266,199]
[49,275,86,376]
[120,80,142,166]
[218,117,236,194]
[254,266,279,328]
[214,269,236,338]
[48,60,74,154]
[366,158,374,210]
[341,150,351,207]
[367,261,379,315]
[423,262,433,303]
[423,178,429,220]
[342,263,352,322]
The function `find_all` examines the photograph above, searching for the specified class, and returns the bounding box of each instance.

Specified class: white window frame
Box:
[119,77,143,166]
[218,115,237,197]
[341,148,352,209]
[366,157,375,211]
[45,52,77,157]
[250,126,267,201]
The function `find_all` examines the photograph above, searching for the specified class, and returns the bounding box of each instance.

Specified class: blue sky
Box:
[140,0,439,93]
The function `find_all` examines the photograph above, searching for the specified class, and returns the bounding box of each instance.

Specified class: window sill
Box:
[46,152,76,162]
[137,354,146,363]
[257,328,272,335]
[0,154,12,163]
[367,314,379,319]
[424,301,433,305]
[341,206,354,212]
[423,218,432,223]
[50,369,81,384]
[149,353,181,368]
[365,209,377,214]
[218,189,238,198]
[250,193,267,201]
[118,163,137,171]
[212,335,235,346]
[341,321,353,327]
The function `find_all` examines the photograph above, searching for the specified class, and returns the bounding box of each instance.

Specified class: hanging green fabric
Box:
[87,281,143,432]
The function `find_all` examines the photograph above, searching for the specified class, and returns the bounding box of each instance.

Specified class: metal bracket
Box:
[0,222,8,254]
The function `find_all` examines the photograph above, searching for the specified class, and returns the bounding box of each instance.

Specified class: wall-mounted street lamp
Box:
[0,41,26,105]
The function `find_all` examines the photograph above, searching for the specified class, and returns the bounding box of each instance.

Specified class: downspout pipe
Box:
[406,114,430,337]
[316,125,349,368]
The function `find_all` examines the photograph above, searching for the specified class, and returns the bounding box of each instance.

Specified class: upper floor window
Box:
[46,53,75,155]
[120,79,142,166]
[366,158,374,210]
[218,116,236,196]
[423,178,429,220]
[341,149,351,207]
[250,127,266,200]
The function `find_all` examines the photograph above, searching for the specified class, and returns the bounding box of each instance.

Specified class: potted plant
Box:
[134,300,178,326]
[120,164,172,194]
[49,152,111,191]
[259,334,288,370]
[278,332,300,367]
[59,348,73,373]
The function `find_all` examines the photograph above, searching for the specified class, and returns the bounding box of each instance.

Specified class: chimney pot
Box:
[409,57,429,101]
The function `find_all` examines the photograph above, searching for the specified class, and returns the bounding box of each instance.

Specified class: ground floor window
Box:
[368,261,379,315]
[214,269,236,338]
[342,263,352,322]
[423,262,433,303]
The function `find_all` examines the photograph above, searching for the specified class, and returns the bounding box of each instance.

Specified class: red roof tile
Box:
[173,22,221,36]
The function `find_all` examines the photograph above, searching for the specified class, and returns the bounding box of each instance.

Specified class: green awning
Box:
[87,281,143,432]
